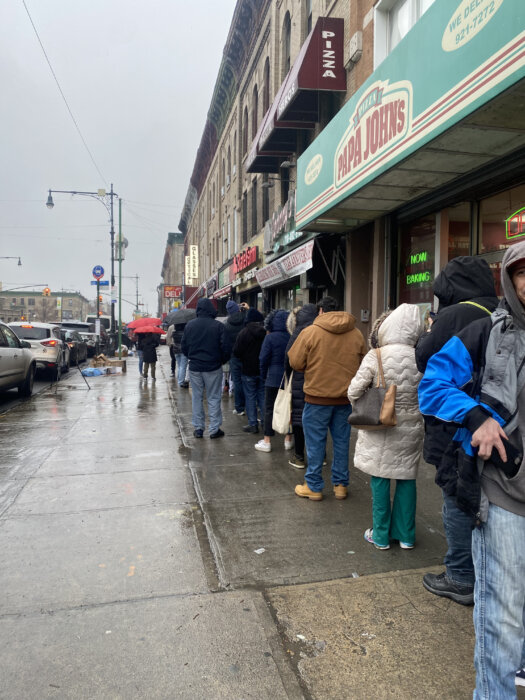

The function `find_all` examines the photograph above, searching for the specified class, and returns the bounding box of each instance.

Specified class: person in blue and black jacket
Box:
[416,256,498,606]
[418,241,525,699]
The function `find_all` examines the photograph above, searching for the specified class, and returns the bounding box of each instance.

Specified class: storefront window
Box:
[479,185,525,254]
[398,215,436,309]
[447,202,470,260]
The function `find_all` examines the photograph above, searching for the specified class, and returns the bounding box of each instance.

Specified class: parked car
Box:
[8,322,69,380]
[59,329,88,365]
[0,321,36,396]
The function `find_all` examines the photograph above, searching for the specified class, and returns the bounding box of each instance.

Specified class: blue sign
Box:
[92,265,104,280]
[90,280,109,286]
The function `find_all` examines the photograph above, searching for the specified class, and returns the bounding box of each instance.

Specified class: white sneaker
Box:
[232,409,245,415]
[255,439,271,452]
[284,437,294,450]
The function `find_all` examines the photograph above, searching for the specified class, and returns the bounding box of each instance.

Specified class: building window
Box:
[479,185,525,256]
[397,214,436,308]
[19,298,25,306]
[227,216,232,259]
[28,297,35,306]
[234,208,238,253]
[227,146,231,185]
[263,58,270,113]
[233,132,237,175]
[68,299,73,307]
[282,12,291,80]
[446,202,471,261]
[242,107,249,155]
[304,0,312,37]
[251,180,258,237]
[374,0,436,68]
[11,298,16,306]
[242,192,248,245]
[262,175,270,224]
[252,85,258,140]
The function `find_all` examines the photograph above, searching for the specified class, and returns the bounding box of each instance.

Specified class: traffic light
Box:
[98,310,103,316]
[42,287,51,297]
[98,295,103,303]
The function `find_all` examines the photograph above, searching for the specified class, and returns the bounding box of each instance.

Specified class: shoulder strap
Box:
[459,300,492,316]
[375,348,386,388]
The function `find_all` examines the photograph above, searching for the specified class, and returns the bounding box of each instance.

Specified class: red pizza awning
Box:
[246,17,345,174]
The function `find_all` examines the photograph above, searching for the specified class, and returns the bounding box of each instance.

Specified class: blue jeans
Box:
[229,355,245,412]
[189,368,223,435]
[138,350,144,375]
[443,492,475,586]
[242,375,265,426]
[176,353,188,385]
[472,504,525,699]
[302,403,352,492]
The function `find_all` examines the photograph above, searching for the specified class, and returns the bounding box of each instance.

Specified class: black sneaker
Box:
[243,424,259,433]
[180,381,189,388]
[210,429,225,439]
[422,571,474,605]
[193,429,204,438]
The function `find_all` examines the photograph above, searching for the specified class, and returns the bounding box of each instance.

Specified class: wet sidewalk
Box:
[0,348,490,699]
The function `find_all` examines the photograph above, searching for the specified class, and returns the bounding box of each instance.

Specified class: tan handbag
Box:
[272,371,293,434]
[348,349,397,430]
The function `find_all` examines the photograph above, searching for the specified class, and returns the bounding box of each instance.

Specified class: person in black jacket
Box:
[233,308,265,432]
[285,304,318,468]
[141,332,160,380]
[224,300,246,415]
[182,298,230,439]
[415,255,498,605]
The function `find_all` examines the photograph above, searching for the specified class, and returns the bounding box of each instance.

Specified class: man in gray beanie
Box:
[419,242,525,697]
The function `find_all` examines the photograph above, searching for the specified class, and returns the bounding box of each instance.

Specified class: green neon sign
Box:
[506,206,525,239]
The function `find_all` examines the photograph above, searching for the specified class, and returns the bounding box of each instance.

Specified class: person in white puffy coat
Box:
[347,303,424,550]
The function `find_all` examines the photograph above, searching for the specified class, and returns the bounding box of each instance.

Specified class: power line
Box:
[22,0,107,185]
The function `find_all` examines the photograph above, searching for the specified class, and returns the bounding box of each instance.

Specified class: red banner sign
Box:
[233,246,258,274]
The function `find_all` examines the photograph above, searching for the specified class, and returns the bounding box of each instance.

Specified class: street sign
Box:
[92,265,105,280]
[164,285,182,298]
[90,280,109,286]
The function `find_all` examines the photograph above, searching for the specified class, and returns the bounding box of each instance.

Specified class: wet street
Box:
[0,348,495,699]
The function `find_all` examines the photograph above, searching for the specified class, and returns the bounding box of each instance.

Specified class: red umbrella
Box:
[128,317,161,329]
[133,325,164,334]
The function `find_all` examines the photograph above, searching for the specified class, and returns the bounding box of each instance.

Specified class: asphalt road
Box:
[0,363,87,414]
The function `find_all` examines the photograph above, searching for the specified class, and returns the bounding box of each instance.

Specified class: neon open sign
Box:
[506,207,525,239]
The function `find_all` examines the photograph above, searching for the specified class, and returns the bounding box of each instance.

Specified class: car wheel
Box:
[18,364,35,397]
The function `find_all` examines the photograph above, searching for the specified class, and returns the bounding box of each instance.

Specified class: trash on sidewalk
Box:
[82,366,123,377]
[254,548,266,555]
[90,354,127,373]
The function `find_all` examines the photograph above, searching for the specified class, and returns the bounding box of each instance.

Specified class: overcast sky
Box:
[0,0,237,318]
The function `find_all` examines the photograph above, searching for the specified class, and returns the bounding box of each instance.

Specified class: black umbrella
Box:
[164,308,197,326]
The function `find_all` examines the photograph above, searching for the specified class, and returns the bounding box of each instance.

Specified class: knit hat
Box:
[245,308,264,324]
[226,300,239,315]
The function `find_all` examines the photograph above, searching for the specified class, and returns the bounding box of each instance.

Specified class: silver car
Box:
[8,322,69,381]
[0,321,36,396]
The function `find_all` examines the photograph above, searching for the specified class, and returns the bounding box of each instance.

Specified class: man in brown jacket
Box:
[288,296,366,500]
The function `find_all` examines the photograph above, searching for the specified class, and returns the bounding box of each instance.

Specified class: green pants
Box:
[370,476,416,547]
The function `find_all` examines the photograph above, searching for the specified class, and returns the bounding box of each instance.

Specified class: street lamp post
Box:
[46,185,119,336]
[0,256,22,266]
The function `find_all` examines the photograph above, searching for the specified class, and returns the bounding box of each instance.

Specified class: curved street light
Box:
[0,256,22,266]
[46,186,118,335]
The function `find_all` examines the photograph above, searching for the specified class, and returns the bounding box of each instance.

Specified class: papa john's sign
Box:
[334,79,412,190]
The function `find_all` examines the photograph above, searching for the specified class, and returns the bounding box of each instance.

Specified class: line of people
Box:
[164,246,525,696]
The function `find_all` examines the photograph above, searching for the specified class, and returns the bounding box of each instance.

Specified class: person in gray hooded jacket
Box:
[418,241,525,698]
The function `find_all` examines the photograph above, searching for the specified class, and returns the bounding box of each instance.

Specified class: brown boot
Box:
[333,484,348,500]
[295,482,323,501]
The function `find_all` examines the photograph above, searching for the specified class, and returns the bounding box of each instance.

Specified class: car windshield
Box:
[11,326,49,340]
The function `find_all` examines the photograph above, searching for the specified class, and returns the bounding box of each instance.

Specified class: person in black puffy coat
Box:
[141,332,160,380]
[285,304,318,468]
[256,309,291,453]
[233,308,266,432]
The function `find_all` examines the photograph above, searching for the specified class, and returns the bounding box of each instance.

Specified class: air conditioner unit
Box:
[221,186,225,197]
[233,164,237,176]
[226,174,230,186]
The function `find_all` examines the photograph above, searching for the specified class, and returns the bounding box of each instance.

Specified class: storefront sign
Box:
[189,245,199,280]
[506,206,525,239]
[296,0,525,230]
[164,285,182,298]
[243,267,258,282]
[405,249,433,286]
[213,285,232,299]
[233,246,258,274]
[256,240,314,289]
[271,193,296,242]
